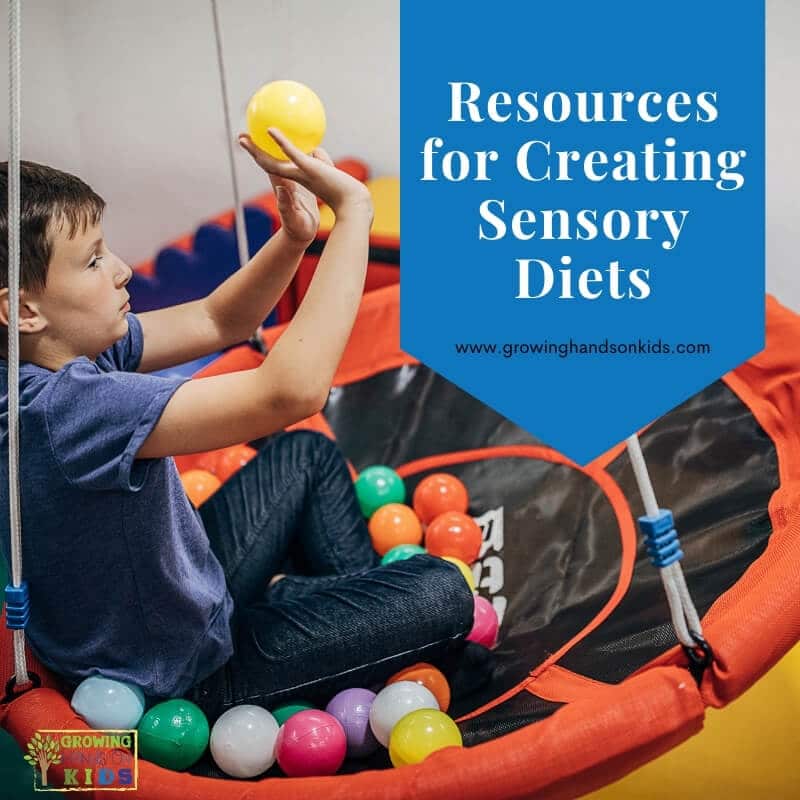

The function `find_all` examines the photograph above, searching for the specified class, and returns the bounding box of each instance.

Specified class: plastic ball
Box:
[441,556,477,592]
[138,699,209,771]
[246,80,326,161]
[389,708,463,767]
[381,543,426,565]
[209,705,279,778]
[275,710,346,777]
[368,503,423,555]
[355,465,406,518]
[71,676,145,730]
[413,473,469,524]
[180,469,221,507]
[215,444,258,482]
[369,681,439,747]
[387,663,451,713]
[424,511,483,564]
[467,594,500,648]
[193,449,225,474]
[325,688,380,758]
[271,700,315,726]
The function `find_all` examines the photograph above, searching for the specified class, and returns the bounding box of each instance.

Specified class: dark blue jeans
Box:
[187,430,475,722]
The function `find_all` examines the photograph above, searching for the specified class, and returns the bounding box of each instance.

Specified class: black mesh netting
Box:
[324,368,777,727]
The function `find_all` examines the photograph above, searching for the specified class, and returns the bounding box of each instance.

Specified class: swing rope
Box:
[5,0,33,694]
[626,433,710,679]
[210,0,267,355]
[1,0,710,701]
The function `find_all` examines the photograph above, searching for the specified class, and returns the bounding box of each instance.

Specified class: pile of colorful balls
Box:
[177,444,258,505]
[69,462,499,777]
[357,465,498,649]
[70,658,468,777]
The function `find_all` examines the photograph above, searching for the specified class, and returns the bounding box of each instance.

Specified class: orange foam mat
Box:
[1,667,703,800]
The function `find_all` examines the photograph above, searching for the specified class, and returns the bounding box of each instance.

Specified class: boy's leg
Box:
[198,430,378,607]
[190,555,475,722]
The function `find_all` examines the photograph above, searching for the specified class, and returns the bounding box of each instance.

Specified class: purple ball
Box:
[325,688,380,758]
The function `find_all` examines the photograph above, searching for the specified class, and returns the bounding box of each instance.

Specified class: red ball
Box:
[413,474,469,524]
[193,449,225,474]
[215,444,258,482]
[424,512,483,564]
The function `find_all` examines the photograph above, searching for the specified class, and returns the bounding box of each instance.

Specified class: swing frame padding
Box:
[2,286,799,799]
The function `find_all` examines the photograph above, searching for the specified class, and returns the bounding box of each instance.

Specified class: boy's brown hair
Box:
[0,161,105,293]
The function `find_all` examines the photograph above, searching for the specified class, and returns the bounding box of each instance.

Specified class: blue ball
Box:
[71,676,146,729]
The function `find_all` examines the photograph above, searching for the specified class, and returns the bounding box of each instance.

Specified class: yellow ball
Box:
[246,80,326,161]
[389,709,463,767]
[441,556,476,592]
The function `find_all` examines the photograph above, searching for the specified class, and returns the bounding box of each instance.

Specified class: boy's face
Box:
[29,219,132,361]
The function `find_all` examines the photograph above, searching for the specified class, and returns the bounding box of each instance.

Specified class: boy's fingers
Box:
[310,147,334,167]
[239,133,298,178]
[268,173,290,194]
[267,127,314,168]
[238,133,259,157]
[274,185,291,210]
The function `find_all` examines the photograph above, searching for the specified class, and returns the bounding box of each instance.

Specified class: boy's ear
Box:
[0,288,47,334]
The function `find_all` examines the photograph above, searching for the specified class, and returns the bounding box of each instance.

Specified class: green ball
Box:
[137,699,209,771]
[355,465,406,518]
[271,700,315,726]
[381,544,427,565]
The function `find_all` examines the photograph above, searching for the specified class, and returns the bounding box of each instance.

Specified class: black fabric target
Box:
[322,366,778,737]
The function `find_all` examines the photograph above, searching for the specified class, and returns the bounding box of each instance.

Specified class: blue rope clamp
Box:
[4,580,30,630]
[1,581,41,701]
[637,510,714,684]
[637,509,684,568]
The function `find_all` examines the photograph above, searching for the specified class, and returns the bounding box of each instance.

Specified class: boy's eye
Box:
[87,256,104,269]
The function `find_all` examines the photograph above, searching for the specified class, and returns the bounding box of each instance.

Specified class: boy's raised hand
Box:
[239,128,372,221]
[268,173,320,245]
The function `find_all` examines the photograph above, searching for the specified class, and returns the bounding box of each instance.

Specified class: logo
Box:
[24,730,138,792]
[473,505,506,625]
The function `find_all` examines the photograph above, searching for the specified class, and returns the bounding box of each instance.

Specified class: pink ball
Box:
[467,595,499,648]
[275,710,347,777]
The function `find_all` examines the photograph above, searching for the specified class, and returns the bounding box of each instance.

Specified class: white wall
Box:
[0,0,399,265]
[1,0,798,311]
[766,0,800,309]
[0,1,83,175]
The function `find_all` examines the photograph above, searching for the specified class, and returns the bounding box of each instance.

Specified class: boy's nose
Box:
[115,261,133,288]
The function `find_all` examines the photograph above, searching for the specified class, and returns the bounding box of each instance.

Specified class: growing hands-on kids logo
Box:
[24,730,137,791]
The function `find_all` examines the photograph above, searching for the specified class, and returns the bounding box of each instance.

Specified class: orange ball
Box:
[180,469,221,507]
[368,503,423,556]
[413,474,469,524]
[424,511,483,564]
[215,444,258,482]
[387,662,451,713]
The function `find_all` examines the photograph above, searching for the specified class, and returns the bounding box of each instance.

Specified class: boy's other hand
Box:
[239,129,373,223]
[270,173,320,245]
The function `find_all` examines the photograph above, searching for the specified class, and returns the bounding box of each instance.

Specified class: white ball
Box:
[71,676,145,729]
[210,705,280,778]
[369,681,438,747]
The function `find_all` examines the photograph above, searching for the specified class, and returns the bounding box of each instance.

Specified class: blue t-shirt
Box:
[0,314,234,697]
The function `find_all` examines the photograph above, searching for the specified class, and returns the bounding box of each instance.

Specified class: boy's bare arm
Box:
[135,230,307,374]
[136,131,373,458]
[136,157,324,374]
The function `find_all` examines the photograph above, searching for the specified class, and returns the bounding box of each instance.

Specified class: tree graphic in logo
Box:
[24,732,62,787]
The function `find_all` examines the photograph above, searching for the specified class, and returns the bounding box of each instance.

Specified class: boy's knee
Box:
[271,430,339,470]
[394,554,475,637]
[281,429,337,458]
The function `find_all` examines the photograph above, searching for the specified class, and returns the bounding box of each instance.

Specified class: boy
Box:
[0,129,482,726]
